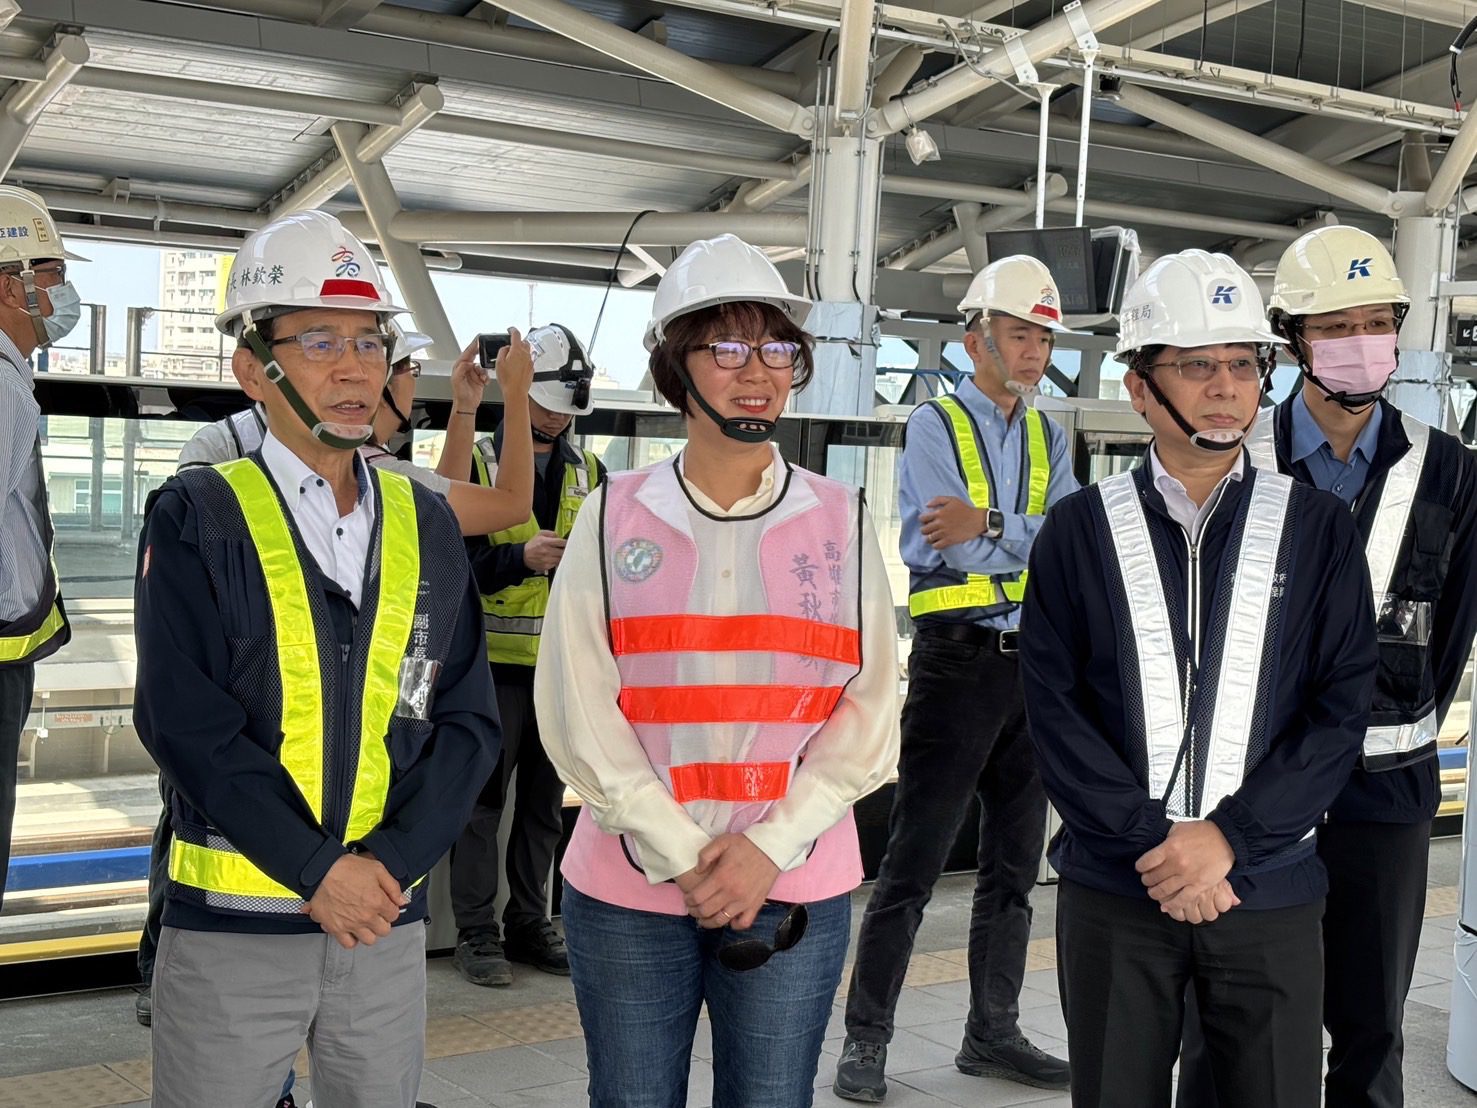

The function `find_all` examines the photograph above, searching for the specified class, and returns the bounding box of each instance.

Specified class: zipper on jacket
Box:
[1177,479,1232,818]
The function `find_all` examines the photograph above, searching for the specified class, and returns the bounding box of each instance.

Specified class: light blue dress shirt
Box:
[1289,391,1382,506]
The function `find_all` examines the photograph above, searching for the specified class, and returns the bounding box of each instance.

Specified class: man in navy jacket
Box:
[1021,250,1377,1106]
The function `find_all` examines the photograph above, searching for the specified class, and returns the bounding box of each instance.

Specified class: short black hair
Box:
[648,301,814,416]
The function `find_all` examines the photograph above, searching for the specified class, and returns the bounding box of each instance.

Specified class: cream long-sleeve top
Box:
[534,444,902,884]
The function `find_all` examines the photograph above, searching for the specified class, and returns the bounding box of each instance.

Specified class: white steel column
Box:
[331,120,459,358]
[0,35,88,179]
[1391,209,1457,427]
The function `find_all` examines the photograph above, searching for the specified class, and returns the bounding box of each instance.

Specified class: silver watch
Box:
[983,508,1005,540]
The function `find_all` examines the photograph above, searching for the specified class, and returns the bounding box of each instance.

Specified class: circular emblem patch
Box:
[615,538,663,583]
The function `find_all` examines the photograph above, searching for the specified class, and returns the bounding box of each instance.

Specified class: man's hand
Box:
[303,853,407,949]
[681,833,780,930]
[495,326,533,399]
[1160,878,1240,924]
[920,496,988,549]
[450,341,490,410]
[1135,820,1236,907]
[523,530,566,573]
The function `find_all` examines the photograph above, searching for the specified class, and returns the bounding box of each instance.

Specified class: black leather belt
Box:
[916,623,1019,655]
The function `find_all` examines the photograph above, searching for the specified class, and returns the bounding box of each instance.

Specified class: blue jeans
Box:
[562,882,850,1108]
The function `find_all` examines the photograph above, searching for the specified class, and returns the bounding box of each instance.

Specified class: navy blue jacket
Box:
[1269,397,1477,824]
[135,471,500,934]
[1020,457,1378,909]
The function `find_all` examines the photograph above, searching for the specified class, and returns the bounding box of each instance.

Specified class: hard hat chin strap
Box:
[16,269,48,348]
[1279,305,1406,415]
[1135,365,1266,454]
[674,364,776,444]
[244,327,373,451]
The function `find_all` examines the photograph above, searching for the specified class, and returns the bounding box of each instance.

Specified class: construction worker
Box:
[1177,227,1477,1108]
[448,324,604,986]
[1021,250,1379,1107]
[535,235,900,1106]
[835,255,1075,1102]
[0,186,81,910]
[133,317,533,1038]
[134,209,504,1107]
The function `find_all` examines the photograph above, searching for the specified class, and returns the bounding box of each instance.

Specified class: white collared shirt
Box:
[1148,445,1244,546]
[260,432,375,606]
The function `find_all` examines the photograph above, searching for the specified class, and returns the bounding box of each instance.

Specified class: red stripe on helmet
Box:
[1032,303,1061,320]
[319,278,381,301]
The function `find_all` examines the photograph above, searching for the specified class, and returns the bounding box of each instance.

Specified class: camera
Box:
[477,332,511,368]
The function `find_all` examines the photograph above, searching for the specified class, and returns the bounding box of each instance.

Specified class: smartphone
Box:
[477,332,511,368]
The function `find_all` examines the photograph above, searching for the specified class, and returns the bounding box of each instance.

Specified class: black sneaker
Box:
[504,918,571,976]
[956,1031,1070,1090]
[134,986,152,1027]
[833,1037,888,1103]
[453,928,513,987]
[274,1094,295,1108]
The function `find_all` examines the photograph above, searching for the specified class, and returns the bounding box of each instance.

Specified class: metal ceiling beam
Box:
[331,120,459,357]
[1427,107,1477,213]
[316,0,386,28]
[1114,83,1400,216]
[35,189,268,231]
[351,209,810,248]
[483,0,815,136]
[872,0,1160,135]
[1343,0,1477,27]
[270,83,443,215]
[0,34,87,180]
[0,0,18,32]
[885,223,964,270]
[834,0,876,122]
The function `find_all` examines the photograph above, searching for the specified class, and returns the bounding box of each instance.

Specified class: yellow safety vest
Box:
[470,438,598,666]
[169,458,420,909]
[907,396,1050,619]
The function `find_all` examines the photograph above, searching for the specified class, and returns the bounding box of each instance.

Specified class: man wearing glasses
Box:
[449,324,604,988]
[1179,228,1477,1108]
[0,186,83,911]
[1019,250,1378,1105]
[836,255,1076,1102]
[134,210,501,1106]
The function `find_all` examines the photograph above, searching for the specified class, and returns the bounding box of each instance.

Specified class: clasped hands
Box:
[1135,820,1240,925]
[302,851,409,949]
[674,833,780,931]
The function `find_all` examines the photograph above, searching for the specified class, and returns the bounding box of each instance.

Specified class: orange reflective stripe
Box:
[669,761,791,804]
[609,614,860,665]
[618,685,844,724]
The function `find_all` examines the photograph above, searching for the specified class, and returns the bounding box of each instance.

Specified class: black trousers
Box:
[450,681,565,933]
[0,663,35,912]
[843,633,1046,1045]
[1058,880,1323,1108]
[1176,820,1431,1108]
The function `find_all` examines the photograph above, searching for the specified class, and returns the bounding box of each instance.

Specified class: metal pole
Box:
[356,209,810,248]
[1391,211,1458,427]
[1426,104,1477,213]
[1035,87,1053,229]
[88,304,106,376]
[0,35,88,178]
[1075,70,1094,226]
[834,0,876,123]
[330,121,460,358]
[954,203,987,272]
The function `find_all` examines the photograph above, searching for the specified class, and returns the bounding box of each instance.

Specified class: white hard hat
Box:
[1115,249,1283,362]
[215,210,406,336]
[528,323,595,415]
[1269,225,1408,317]
[389,322,434,365]
[0,185,87,265]
[644,234,811,351]
[956,254,1069,332]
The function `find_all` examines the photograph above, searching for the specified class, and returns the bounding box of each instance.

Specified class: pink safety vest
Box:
[560,457,866,915]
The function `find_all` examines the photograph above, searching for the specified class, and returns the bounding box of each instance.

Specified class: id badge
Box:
[1374,593,1432,647]
[395,655,442,720]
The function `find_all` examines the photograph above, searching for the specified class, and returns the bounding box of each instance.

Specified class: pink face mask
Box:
[1308,333,1398,397]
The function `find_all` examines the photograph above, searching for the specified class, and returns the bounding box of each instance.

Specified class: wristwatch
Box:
[983,508,1005,540]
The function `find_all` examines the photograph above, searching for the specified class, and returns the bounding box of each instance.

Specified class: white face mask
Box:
[42,281,81,345]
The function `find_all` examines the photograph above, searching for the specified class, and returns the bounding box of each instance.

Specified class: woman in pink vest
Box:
[534,234,901,1107]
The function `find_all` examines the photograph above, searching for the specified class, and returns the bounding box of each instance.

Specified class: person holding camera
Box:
[448,324,606,985]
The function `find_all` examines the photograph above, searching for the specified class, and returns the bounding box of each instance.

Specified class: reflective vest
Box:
[1248,410,1441,770]
[0,356,69,667]
[1098,468,1303,830]
[470,436,598,666]
[226,406,267,457]
[167,458,427,915]
[560,458,866,914]
[907,396,1050,621]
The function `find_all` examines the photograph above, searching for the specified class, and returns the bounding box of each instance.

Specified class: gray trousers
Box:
[0,663,34,913]
[151,921,427,1108]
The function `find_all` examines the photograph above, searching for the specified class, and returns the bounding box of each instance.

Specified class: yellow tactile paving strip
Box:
[2,887,1461,1107]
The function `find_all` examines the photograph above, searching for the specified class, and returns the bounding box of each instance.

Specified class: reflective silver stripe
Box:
[484,613,543,636]
[1202,473,1293,811]
[1098,473,1185,801]
[1365,413,1429,602]
[1364,707,1439,760]
[1244,413,1276,471]
[230,408,266,456]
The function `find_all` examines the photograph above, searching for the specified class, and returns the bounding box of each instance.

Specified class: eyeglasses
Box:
[269,331,393,364]
[1146,355,1266,384]
[2,263,65,288]
[697,340,801,371]
[391,360,421,378]
[1300,317,1397,338]
[717,901,809,972]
